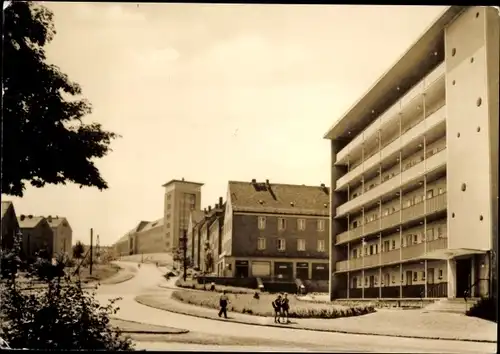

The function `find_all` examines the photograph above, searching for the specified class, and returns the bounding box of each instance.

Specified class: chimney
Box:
[320,183,326,188]
[266,179,270,185]
[20,214,25,221]
[48,215,52,222]
[219,197,223,208]
[181,177,185,181]
[251,179,257,184]
[208,206,212,212]
[204,208,207,214]
[28,215,33,219]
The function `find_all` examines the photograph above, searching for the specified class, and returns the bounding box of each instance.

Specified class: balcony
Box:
[335,238,448,272]
[336,149,446,216]
[336,62,445,164]
[336,102,446,190]
[335,193,447,245]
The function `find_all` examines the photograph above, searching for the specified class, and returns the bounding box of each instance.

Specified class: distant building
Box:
[136,218,164,255]
[219,179,330,280]
[113,221,149,257]
[324,6,499,300]
[198,198,225,274]
[46,215,72,256]
[1,201,19,251]
[17,215,54,260]
[186,210,204,268]
[162,178,203,253]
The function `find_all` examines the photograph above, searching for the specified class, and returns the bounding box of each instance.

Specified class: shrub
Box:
[175,279,255,294]
[171,290,375,319]
[0,234,134,350]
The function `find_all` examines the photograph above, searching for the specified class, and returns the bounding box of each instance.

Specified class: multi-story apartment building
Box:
[46,216,72,256]
[17,215,54,260]
[1,201,19,251]
[324,6,499,300]
[113,221,149,257]
[198,199,225,274]
[135,218,164,255]
[187,210,205,268]
[219,180,330,280]
[162,178,203,253]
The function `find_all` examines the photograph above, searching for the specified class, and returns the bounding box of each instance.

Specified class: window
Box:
[374,244,378,254]
[437,226,444,238]
[383,240,390,252]
[167,193,172,200]
[391,240,396,250]
[391,275,396,284]
[297,239,306,251]
[369,245,374,255]
[297,219,306,231]
[278,218,286,231]
[414,195,422,204]
[405,199,412,208]
[383,209,389,217]
[364,247,368,256]
[257,238,266,250]
[426,228,435,241]
[438,269,443,279]
[317,240,325,252]
[167,204,172,210]
[421,272,426,281]
[317,219,325,231]
[438,188,444,195]
[277,238,286,251]
[365,277,368,286]
[352,220,358,229]
[258,216,266,230]
[413,234,418,244]
[413,272,418,281]
[166,223,171,228]
[426,189,434,199]
[166,213,171,220]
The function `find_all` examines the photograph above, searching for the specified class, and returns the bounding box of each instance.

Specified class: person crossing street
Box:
[218,290,229,319]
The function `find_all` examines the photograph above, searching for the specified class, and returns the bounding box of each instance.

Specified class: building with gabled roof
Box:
[136,218,165,255]
[113,221,149,257]
[187,210,205,268]
[46,215,72,256]
[17,214,54,260]
[1,201,19,251]
[219,179,330,282]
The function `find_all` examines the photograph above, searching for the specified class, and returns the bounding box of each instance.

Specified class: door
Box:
[456,258,472,297]
[296,263,309,280]
[405,270,413,286]
[427,268,435,284]
[369,275,375,288]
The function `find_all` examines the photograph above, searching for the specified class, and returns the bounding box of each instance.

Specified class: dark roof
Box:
[46,216,69,228]
[228,181,329,216]
[162,179,204,187]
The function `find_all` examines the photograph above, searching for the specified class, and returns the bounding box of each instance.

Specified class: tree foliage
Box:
[3,2,119,197]
[72,241,85,260]
[0,234,134,350]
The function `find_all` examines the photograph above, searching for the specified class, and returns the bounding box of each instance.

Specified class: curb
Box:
[99,273,135,286]
[110,318,189,335]
[134,296,497,344]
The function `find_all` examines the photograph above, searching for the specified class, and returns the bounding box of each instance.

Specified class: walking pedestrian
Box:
[218,290,229,319]
[281,293,290,323]
[272,294,283,323]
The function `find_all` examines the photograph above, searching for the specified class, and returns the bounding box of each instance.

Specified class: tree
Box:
[0,234,134,350]
[2,2,120,197]
[72,241,85,260]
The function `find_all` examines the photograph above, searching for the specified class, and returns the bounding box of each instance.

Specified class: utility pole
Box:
[96,234,100,263]
[183,229,188,281]
[89,228,94,275]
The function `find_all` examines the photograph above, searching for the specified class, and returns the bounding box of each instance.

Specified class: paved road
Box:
[96,263,495,353]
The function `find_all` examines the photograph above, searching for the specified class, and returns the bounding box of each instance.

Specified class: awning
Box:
[424,248,487,260]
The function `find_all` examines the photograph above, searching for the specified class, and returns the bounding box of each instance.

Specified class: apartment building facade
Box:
[198,199,225,274]
[163,179,203,253]
[1,201,19,251]
[187,210,204,267]
[113,221,149,257]
[219,180,330,280]
[18,215,54,260]
[47,216,72,256]
[135,218,164,255]
[325,6,499,300]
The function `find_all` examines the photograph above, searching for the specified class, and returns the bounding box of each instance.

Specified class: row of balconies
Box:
[336,62,445,164]
[336,147,447,216]
[336,237,447,272]
[336,192,447,245]
[343,103,445,182]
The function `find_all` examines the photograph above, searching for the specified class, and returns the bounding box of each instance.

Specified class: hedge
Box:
[171,290,375,319]
[175,278,256,294]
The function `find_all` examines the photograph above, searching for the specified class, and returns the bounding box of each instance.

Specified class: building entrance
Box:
[456,258,472,298]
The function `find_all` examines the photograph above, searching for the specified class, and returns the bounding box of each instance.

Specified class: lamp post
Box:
[181,229,188,281]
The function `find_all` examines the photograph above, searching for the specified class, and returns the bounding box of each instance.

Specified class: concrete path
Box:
[95,263,496,353]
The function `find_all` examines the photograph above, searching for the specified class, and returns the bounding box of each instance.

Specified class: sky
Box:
[4,3,446,246]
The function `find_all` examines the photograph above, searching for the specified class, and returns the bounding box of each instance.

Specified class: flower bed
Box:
[171,290,375,319]
[175,278,256,294]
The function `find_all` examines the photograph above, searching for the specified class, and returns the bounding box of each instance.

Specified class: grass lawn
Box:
[175,278,256,294]
[70,263,120,282]
[172,290,375,319]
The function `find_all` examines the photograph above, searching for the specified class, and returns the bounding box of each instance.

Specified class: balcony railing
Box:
[335,193,447,245]
[337,149,446,216]
[335,237,448,272]
[336,62,445,165]
[338,106,446,192]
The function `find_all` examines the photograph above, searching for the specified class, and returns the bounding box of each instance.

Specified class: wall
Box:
[222,188,234,257]
[52,221,72,256]
[445,6,497,251]
[1,206,18,250]
[231,213,329,259]
[136,223,164,255]
[21,222,54,260]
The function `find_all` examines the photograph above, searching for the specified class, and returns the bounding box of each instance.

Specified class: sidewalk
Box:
[135,286,497,343]
[110,318,188,334]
